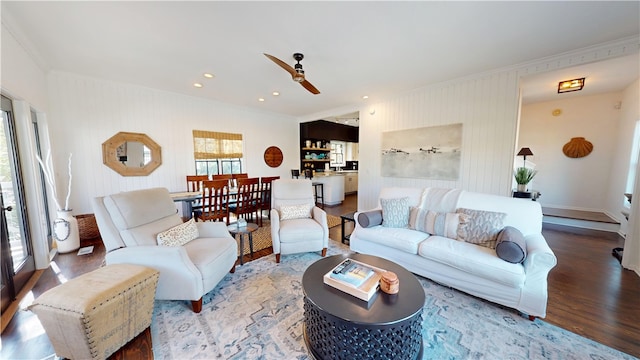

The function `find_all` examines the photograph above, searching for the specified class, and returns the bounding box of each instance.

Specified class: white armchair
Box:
[270,179,328,263]
[92,187,237,313]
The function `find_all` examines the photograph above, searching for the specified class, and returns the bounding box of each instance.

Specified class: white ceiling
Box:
[2,1,639,118]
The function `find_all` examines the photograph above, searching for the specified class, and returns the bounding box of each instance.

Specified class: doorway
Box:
[1,95,35,314]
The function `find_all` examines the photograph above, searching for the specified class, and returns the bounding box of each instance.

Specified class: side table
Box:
[227,222,258,265]
[339,211,356,244]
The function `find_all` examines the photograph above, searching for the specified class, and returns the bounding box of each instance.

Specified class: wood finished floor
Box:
[2,194,639,359]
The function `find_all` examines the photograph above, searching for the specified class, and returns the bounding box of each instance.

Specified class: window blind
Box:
[193,130,243,159]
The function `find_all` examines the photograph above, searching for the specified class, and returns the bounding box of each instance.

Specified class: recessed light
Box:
[272,91,280,96]
[194,83,203,88]
[203,73,214,78]
[258,98,265,102]
[362,95,369,100]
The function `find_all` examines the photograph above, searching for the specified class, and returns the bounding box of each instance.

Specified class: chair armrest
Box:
[105,245,204,300]
[195,222,233,239]
[311,206,329,247]
[270,209,281,253]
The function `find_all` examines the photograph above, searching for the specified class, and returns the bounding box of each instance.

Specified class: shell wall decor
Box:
[562,137,593,158]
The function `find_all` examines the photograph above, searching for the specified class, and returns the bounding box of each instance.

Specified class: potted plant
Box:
[514,167,537,192]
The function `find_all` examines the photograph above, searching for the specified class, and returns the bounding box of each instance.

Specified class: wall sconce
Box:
[517,147,533,167]
[557,78,585,93]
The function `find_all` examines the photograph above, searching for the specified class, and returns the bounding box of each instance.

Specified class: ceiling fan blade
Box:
[263,53,296,77]
[300,80,321,95]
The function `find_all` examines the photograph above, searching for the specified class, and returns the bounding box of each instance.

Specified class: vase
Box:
[54,209,80,253]
[517,184,527,192]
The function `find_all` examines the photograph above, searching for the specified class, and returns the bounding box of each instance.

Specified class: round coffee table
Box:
[302,254,424,359]
[227,222,258,265]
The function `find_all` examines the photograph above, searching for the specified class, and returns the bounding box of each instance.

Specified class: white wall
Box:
[1,23,52,267]
[46,72,298,215]
[519,92,623,212]
[608,79,640,235]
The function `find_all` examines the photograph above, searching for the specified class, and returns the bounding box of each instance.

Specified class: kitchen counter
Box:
[309,173,345,206]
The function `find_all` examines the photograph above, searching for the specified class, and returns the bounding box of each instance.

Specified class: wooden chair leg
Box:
[276,253,281,263]
[321,248,327,257]
[229,263,236,273]
[192,297,203,313]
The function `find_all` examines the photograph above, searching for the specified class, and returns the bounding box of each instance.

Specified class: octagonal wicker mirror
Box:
[102,132,162,176]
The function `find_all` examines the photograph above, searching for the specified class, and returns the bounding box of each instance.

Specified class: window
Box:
[330,141,346,168]
[193,130,243,175]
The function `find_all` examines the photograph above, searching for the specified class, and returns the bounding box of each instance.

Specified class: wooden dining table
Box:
[170,188,239,220]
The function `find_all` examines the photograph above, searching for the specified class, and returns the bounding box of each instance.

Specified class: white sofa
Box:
[350,187,557,318]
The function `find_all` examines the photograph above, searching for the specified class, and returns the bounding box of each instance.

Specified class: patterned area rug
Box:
[236,214,341,256]
[151,240,634,360]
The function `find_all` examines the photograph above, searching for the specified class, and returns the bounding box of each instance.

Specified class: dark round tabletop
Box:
[226,222,258,235]
[302,253,425,325]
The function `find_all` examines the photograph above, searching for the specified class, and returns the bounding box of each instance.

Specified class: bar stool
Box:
[312,182,324,209]
[291,169,300,179]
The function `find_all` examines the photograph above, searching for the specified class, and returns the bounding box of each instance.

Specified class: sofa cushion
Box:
[358,210,383,228]
[456,208,506,249]
[380,197,410,228]
[356,226,428,254]
[157,219,199,246]
[495,226,527,263]
[409,207,466,238]
[279,203,312,220]
[418,236,525,288]
[278,218,324,243]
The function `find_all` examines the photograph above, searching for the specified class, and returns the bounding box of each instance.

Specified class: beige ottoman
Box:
[28,264,159,360]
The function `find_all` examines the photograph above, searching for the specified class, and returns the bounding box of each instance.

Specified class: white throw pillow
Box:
[157,218,199,246]
[279,203,312,220]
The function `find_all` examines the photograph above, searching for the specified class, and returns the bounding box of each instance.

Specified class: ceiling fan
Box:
[263,53,320,95]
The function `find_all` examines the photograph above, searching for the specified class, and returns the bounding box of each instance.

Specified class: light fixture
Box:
[272,91,280,96]
[362,95,369,100]
[517,147,533,167]
[203,73,214,78]
[557,77,585,93]
[193,83,203,88]
[258,98,265,102]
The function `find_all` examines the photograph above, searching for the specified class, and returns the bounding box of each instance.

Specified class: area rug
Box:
[151,240,634,360]
[236,214,342,256]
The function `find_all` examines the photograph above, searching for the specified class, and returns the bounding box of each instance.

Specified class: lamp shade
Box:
[517,148,533,157]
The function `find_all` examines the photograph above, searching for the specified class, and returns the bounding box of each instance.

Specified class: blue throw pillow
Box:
[380,197,410,228]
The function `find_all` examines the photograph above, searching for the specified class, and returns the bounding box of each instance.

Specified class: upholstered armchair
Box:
[270,179,328,263]
[92,187,237,313]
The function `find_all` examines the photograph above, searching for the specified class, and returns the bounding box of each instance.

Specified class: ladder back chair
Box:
[195,179,230,224]
[260,176,280,220]
[228,177,262,226]
[186,175,209,218]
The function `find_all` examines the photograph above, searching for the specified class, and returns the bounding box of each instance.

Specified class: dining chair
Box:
[186,175,209,218]
[228,177,262,226]
[259,176,280,220]
[195,179,230,224]
[231,173,249,188]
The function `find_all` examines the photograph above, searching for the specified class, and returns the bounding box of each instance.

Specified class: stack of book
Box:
[323,258,384,301]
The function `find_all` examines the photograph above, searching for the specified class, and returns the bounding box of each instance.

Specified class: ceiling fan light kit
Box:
[264,52,320,94]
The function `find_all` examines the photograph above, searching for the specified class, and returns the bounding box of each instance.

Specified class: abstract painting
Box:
[381,123,462,180]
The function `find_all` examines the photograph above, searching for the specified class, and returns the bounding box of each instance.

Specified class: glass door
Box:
[1,95,35,314]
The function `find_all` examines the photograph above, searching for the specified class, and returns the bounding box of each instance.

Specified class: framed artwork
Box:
[381,123,462,180]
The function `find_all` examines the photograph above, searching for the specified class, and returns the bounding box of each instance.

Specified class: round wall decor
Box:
[263,146,283,167]
[563,137,593,158]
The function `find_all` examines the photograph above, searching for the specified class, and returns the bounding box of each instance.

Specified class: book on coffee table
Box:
[323,258,385,301]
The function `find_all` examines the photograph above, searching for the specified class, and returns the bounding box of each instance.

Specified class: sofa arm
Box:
[105,245,203,300]
[196,221,233,239]
[522,233,557,275]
